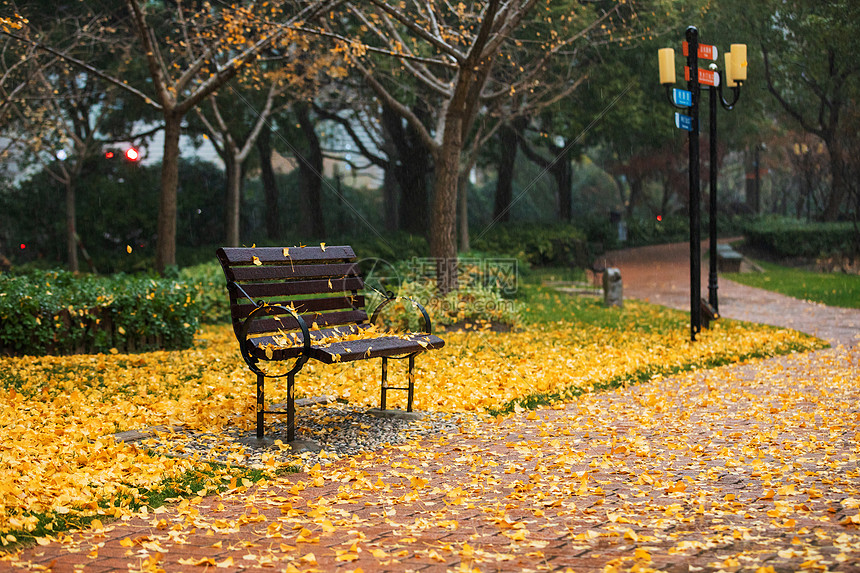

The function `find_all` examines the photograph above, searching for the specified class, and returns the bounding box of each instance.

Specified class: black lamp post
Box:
[707,60,742,314]
[658,27,747,341]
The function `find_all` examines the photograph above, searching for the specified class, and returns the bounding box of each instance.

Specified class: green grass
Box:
[516,278,681,333]
[489,329,821,416]
[725,260,860,309]
[3,461,299,550]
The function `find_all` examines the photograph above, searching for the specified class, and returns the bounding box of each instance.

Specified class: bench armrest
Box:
[239,303,311,377]
[370,295,433,335]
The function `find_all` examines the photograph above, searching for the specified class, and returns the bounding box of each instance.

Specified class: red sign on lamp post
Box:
[682,40,718,61]
[685,66,720,87]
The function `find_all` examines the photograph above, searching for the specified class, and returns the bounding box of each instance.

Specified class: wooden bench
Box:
[216,245,445,442]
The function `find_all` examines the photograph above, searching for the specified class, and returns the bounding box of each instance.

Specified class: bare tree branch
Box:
[360,0,465,63]
[761,42,822,138]
[352,58,438,153]
[0,28,163,110]
[312,103,389,168]
[290,24,456,69]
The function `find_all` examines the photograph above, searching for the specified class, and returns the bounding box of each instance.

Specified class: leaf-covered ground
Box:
[0,298,825,545]
[5,345,859,571]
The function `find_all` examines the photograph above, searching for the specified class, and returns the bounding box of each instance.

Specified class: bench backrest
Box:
[216,246,368,342]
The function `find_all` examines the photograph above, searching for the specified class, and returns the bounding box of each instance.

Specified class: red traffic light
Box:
[656,215,663,222]
[105,151,115,159]
[125,147,140,162]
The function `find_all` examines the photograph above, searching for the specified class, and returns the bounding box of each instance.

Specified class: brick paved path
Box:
[7,243,860,572]
[605,241,860,348]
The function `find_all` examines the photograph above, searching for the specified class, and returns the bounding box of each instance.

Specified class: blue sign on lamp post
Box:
[674,113,693,131]
[672,88,693,108]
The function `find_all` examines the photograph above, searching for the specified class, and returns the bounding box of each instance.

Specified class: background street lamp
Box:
[706,46,745,315]
[658,27,747,341]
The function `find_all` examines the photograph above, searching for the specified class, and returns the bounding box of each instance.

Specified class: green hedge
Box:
[177,262,231,325]
[0,271,199,356]
[744,218,857,258]
[343,224,589,268]
[625,215,691,247]
[471,224,589,267]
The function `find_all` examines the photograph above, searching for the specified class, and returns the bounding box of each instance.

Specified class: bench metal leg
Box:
[380,357,388,410]
[256,372,265,439]
[379,355,417,411]
[255,371,297,442]
[407,355,415,412]
[287,372,295,443]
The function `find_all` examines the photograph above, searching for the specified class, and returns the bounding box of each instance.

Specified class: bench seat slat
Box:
[244,309,369,335]
[248,324,368,353]
[310,335,445,363]
[226,262,360,282]
[217,246,355,266]
[237,277,364,299]
[247,333,445,363]
[232,295,365,320]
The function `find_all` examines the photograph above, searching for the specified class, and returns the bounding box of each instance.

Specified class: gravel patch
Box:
[122,399,483,472]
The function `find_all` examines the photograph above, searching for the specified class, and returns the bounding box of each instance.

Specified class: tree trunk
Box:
[554,143,573,221]
[65,179,79,273]
[257,125,280,239]
[458,168,470,253]
[493,123,518,223]
[295,102,325,238]
[155,112,181,273]
[626,175,643,219]
[398,158,430,236]
[382,103,430,236]
[382,167,399,231]
[823,138,847,221]
[745,146,761,215]
[430,128,462,294]
[660,175,672,216]
[225,153,242,247]
[516,128,572,221]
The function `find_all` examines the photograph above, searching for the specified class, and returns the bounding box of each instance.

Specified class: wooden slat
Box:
[227,262,360,282]
[247,324,371,359]
[310,334,445,364]
[231,295,365,320]
[244,310,369,335]
[250,323,367,344]
[217,246,355,266]
[247,332,444,363]
[238,277,364,299]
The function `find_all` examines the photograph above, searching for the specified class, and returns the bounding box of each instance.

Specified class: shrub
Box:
[177,262,231,325]
[367,279,520,331]
[625,215,691,247]
[338,232,429,265]
[743,217,856,259]
[0,270,199,356]
[471,223,589,267]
